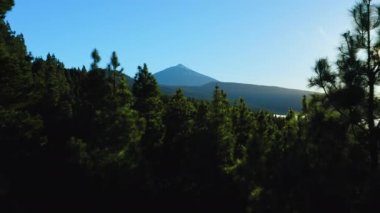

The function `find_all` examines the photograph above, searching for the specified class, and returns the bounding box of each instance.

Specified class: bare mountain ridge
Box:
[153,64,218,86]
[126,64,313,114]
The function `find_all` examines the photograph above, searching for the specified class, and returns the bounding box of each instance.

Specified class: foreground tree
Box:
[309,0,380,170]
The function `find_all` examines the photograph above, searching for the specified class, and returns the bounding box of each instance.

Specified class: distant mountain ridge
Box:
[154,64,218,86]
[125,64,313,114]
[160,82,312,114]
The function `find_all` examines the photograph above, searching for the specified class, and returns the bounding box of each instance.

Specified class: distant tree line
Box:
[0,0,379,212]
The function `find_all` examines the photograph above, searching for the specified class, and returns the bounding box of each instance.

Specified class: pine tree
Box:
[132,64,163,130]
[162,89,195,173]
[0,2,33,110]
[232,98,256,162]
[208,86,236,171]
[0,0,13,19]
[0,3,47,207]
[132,63,164,192]
[86,49,112,110]
[91,48,101,70]
[164,89,195,143]
[110,51,123,95]
[309,0,380,170]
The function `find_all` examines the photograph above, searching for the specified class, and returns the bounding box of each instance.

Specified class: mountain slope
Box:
[160,82,313,114]
[154,64,217,86]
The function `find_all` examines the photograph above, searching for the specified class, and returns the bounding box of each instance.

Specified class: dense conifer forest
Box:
[1,0,380,212]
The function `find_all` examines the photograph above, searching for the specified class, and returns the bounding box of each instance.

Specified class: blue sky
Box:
[6,0,361,90]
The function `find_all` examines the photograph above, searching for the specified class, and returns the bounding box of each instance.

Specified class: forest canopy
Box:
[0,0,379,212]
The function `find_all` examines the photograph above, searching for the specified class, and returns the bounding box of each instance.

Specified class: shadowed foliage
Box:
[1,1,380,212]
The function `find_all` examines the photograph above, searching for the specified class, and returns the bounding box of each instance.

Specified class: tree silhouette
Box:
[91,49,101,70]
[309,0,380,170]
[3,0,380,211]
[109,51,123,96]
[132,64,165,197]
[0,0,13,18]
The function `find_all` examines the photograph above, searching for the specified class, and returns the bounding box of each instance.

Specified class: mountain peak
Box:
[174,64,190,70]
[154,65,217,86]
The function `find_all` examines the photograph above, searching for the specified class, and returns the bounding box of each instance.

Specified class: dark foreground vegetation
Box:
[1,0,380,212]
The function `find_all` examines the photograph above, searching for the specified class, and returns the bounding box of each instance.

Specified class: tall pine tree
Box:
[309,0,380,170]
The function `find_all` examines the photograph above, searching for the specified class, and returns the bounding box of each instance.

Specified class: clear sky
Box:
[6,0,364,90]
